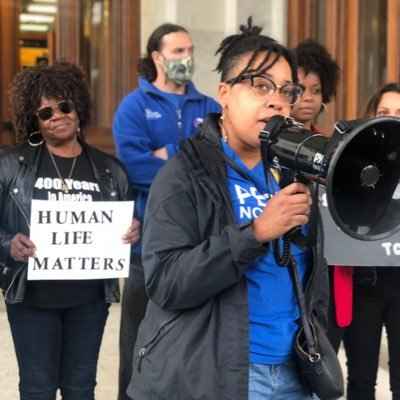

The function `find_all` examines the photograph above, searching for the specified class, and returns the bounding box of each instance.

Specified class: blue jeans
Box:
[6,301,109,400]
[249,362,315,400]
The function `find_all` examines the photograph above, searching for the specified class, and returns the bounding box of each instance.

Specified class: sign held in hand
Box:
[28,200,134,280]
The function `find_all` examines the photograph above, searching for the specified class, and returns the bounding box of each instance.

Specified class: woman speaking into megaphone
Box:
[127,19,330,400]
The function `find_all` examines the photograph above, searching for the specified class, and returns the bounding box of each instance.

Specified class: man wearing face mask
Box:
[112,23,220,400]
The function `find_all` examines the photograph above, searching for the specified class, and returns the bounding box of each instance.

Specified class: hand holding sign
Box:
[11,233,36,262]
[122,218,141,244]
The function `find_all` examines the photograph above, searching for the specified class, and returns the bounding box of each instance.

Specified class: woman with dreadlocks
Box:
[127,19,329,400]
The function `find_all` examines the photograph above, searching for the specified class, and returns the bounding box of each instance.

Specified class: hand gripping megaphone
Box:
[260,115,400,241]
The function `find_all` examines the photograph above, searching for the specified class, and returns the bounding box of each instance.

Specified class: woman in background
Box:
[291,39,352,353]
[292,39,339,132]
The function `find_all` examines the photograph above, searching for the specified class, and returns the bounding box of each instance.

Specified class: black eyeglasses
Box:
[226,74,304,105]
[36,100,75,122]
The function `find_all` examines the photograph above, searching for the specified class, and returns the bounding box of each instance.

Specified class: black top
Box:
[24,147,104,308]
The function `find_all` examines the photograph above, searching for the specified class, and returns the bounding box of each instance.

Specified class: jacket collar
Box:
[11,140,113,219]
[182,113,224,177]
[139,77,204,101]
[17,142,42,168]
[15,139,108,192]
[17,138,100,166]
[197,113,223,145]
[183,112,234,224]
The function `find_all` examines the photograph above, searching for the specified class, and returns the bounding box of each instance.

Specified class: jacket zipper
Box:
[177,108,183,141]
[4,266,24,301]
[137,313,181,372]
[10,192,31,230]
[303,246,319,313]
[5,192,31,300]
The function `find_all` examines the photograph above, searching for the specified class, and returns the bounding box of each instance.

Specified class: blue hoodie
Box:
[113,78,220,253]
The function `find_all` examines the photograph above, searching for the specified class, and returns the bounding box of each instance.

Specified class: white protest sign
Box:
[28,200,134,280]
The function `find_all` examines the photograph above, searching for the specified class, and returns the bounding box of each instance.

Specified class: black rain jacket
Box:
[128,113,329,400]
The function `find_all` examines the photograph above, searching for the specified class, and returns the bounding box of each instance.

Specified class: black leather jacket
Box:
[128,114,329,400]
[0,141,132,304]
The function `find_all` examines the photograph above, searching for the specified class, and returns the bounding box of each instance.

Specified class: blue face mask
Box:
[162,56,194,85]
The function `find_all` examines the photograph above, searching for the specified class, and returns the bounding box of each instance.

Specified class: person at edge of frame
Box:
[345,83,400,400]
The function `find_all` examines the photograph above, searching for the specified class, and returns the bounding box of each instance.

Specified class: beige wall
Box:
[141,0,287,98]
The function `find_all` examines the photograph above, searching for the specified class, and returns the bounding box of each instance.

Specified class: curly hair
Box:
[138,23,189,82]
[9,61,91,142]
[215,17,298,83]
[365,82,400,116]
[294,39,340,104]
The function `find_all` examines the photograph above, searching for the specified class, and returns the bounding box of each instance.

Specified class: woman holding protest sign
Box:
[0,61,140,400]
[345,83,400,400]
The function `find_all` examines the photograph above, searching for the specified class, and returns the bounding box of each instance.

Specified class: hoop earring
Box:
[28,131,44,147]
[319,103,327,114]
[220,115,228,143]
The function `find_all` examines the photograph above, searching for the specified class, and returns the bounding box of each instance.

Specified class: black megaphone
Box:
[259,115,400,241]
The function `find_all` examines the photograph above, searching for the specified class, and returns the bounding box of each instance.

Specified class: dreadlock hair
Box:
[294,39,340,104]
[138,23,189,82]
[364,82,400,117]
[9,61,91,143]
[215,17,298,83]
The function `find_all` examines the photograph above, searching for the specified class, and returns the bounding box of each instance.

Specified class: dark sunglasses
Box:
[36,100,75,121]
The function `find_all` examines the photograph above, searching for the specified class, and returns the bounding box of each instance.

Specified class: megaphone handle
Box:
[287,226,308,248]
[285,174,309,246]
[293,173,309,185]
[287,178,319,249]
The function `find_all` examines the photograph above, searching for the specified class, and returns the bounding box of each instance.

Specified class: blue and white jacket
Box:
[113,78,220,253]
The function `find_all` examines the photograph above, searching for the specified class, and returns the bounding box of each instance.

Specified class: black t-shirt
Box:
[24,147,105,308]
